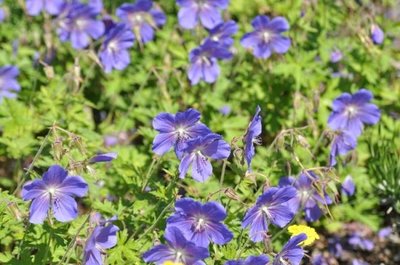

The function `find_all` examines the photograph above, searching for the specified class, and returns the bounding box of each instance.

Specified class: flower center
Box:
[47,187,57,196]
[174,251,183,263]
[211,35,220,42]
[108,40,119,51]
[279,256,290,265]
[195,217,206,230]
[196,0,208,8]
[262,30,272,43]
[261,206,271,217]
[75,18,88,30]
[300,190,311,204]
[128,13,145,26]
[200,56,211,66]
[345,105,358,117]
[176,127,187,138]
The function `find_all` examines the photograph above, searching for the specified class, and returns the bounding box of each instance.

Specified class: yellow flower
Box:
[163,261,184,265]
[288,225,319,246]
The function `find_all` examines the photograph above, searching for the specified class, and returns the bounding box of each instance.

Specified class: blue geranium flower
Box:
[179,133,230,182]
[243,106,262,171]
[329,130,357,166]
[273,234,307,265]
[279,172,333,222]
[188,40,232,85]
[328,89,380,137]
[206,20,238,48]
[167,198,233,247]
[152,108,211,158]
[143,226,209,265]
[22,165,88,224]
[176,0,229,29]
[56,1,105,50]
[241,15,291,59]
[242,186,297,242]
[83,214,119,265]
[116,0,166,44]
[99,23,135,73]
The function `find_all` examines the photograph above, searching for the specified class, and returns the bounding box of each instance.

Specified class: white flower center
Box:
[134,14,143,22]
[196,0,208,8]
[262,31,272,43]
[345,105,358,117]
[75,18,88,30]
[261,206,271,217]
[129,13,145,26]
[175,251,183,262]
[200,56,212,66]
[108,40,119,51]
[47,187,57,195]
[211,35,220,42]
[176,127,187,137]
[195,217,206,230]
[280,256,290,265]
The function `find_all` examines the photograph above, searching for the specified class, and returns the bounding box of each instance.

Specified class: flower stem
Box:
[13,128,52,195]
[58,214,91,265]
[141,158,160,192]
[218,159,228,201]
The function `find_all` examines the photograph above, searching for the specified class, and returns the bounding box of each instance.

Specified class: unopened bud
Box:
[224,188,241,201]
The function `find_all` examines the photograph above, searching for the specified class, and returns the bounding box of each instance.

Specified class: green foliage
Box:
[0,0,399,264]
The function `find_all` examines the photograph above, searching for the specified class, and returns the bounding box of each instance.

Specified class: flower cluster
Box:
[327,89,380,166]
[152,108,230,182]
[184,1,292,85]
[145,106,316,264]
[187,16,238,85]
[311,222,392,265]
[26,0,166,73]
[279,171,332,222]
[143,195,309,265]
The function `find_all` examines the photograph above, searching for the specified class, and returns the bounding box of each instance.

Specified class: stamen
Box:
[195,218,205,230]
[252,136,262,145]
[261,206,270,217]
[345,105,358,117]
[176,127,186,137]
[108,40,119,51]
[175,251,183,263]
[48,187,56,195]
[262,31,272,43]
[75,19,88,30]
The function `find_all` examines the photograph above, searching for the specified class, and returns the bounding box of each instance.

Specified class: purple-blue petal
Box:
[42,165,68,185]
[29,194,50,224]
[52,193,78,222]
[341,175,355,196]
[89,152,118,163]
